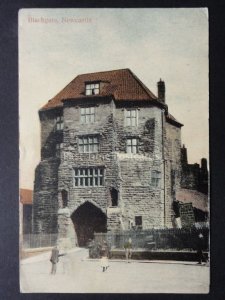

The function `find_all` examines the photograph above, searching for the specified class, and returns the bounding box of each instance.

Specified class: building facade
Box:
[33,68,196,247]
[181,145,208,195]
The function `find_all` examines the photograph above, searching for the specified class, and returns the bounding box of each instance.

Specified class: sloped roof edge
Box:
[40,68,159,110]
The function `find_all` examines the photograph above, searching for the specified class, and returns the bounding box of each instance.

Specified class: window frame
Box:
[126,138,138,154]
[80,106,96,124]
[125,109,138,127]
[56,115,64,131]
[151,170,161,188]
[78,135,99,153]
[74,167,104,187]
[85,82,100,96]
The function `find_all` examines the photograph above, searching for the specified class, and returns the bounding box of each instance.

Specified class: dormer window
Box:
[85,82,100,96]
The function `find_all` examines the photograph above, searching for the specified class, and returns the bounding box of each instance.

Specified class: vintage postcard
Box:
[19,8,209,293]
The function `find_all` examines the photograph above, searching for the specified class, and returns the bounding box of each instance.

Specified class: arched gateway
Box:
[71,202,107,247]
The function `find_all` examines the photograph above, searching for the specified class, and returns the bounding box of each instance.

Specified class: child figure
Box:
[100,240,109,272]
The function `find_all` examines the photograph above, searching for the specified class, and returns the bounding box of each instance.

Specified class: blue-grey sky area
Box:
[19,8,208,189]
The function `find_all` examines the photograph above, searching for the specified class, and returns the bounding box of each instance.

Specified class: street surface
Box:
[20,248,209,293]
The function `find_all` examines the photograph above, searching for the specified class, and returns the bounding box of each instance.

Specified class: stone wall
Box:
[164,120,182,227]
[33,97,183,241]
[57,100,167,235]
[181,163,200,190]
[119,158,164,229]
[57,99,118,240]
[181,146,208,194]
[32,109,64,233]
[58,99,118,212]
[39,108,63,159]
[33,159,59,233]
[113,104,165,230]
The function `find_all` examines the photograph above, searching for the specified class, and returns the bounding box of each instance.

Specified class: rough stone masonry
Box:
[32,68,205,248]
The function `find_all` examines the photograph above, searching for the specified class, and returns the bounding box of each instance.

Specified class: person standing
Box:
[196,233,204,265]
[50,245,63,275]
[124,237,132,263]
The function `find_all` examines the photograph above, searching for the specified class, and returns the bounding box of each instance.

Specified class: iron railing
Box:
[94,227,209,251]
[22,233,58,249]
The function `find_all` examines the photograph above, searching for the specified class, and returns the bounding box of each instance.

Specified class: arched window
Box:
[61,190,68,208]
[110,188,118,207]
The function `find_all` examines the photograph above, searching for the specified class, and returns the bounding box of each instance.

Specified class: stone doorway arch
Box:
[71,202,107,247]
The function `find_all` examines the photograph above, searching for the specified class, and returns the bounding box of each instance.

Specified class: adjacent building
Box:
[20,188,33,235]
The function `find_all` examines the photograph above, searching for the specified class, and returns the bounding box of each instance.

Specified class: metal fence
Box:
[22,233,58,249]
[94,227,209,251]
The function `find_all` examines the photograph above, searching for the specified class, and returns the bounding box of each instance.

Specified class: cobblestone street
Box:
[20,248,209,293]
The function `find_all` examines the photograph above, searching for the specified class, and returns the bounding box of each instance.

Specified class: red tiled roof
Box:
[176,189,208,212]
[41,68,158,110]
[166,113,183,127]
[20,189,33,205]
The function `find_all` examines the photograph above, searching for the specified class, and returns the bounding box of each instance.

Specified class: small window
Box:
[135,216,142,229]
[126,138,138,154]
[56,143,63,158]
[85,83,100,95]
[56,116,64,131]
[110,188,118,207]
[78,136,99,153]
[74,167,104,187]
[61,190,68,208]
[151,170,161,188]
[125,109,138,126]
[80,107,95,124]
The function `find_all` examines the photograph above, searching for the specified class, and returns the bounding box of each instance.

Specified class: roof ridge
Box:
[77,68,131,77]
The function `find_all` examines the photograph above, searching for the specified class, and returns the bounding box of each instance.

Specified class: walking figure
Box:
[100,240,109,272]
[50,245,64,275]
[50,246,59,274]
[124,237,132,263]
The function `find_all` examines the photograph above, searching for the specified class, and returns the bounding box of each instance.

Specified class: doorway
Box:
[71,201,107,247]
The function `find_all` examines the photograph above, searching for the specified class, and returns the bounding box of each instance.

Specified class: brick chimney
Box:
[201,158,208,175]
[157,79,165,103]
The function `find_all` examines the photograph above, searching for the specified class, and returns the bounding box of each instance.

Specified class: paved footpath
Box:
[20,248,209,293]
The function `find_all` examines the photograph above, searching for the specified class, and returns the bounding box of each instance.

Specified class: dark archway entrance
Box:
[71,202,107,247]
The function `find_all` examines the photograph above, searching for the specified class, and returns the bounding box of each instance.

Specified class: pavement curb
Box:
[82,257,210,266]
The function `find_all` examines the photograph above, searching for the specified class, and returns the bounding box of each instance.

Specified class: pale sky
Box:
[19,8,208,189]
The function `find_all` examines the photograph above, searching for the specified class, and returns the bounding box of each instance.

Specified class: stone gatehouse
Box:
[33,68,186,247]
